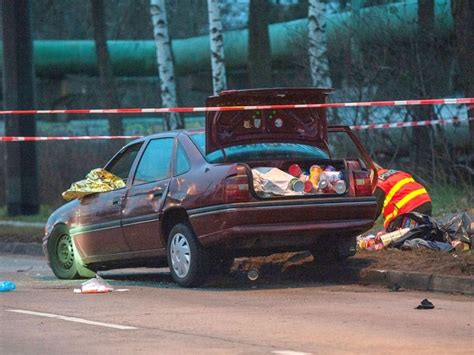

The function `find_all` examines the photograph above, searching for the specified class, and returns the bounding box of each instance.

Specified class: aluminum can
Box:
[309,165,323,185]
[289,178,305,192]
[288,164,302,177]
[321,171,342,183]
[334,179,346,194]
[304,180,314,193]
[318,179,334,193]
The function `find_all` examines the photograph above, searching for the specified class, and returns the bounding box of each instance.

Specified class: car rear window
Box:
[190,133,328,163]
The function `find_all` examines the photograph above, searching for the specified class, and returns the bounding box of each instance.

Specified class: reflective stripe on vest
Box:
[382,177,415,213]
[384,187,428,227]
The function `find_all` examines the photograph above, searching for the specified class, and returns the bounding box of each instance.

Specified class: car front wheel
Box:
[167,223,210,287]
[48,225,94,279]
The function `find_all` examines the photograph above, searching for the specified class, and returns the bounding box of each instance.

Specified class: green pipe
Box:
[0,0,453,77]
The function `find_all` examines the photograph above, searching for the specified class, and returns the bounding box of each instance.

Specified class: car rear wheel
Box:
[167,223,210,287]
[48,225,94,279]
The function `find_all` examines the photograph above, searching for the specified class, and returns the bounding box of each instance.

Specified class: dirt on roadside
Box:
[0,226,44,243]
[0,226,44,244]
[233,248,474,279]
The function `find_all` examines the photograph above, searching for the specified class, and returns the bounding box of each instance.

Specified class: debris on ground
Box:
[415,298,435,310]
[16,266,33,273]
[247,268,260,281]
[73,275,113,294]
[357,212,472,253]
[0,280,16,292]
[389,283,402,292]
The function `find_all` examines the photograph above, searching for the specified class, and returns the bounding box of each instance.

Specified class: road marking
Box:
[272,351,312,355]
[6,309,138,330]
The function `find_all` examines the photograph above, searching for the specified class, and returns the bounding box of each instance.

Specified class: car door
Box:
[327,125,377,194]
[73,143,142,258]
[121,137,175,252]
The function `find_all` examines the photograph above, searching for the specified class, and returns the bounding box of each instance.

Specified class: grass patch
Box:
[0,225,44,243]
[0,205,54,223]
[428,183,473,217]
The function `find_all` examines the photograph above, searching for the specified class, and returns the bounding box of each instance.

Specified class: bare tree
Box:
[308,0,332,88]
[91,0,123,136]
[409,0,435,174]
[248,0,272,88]
[207,0,227,95]
[150,0,183,130]
[451,0,474,139]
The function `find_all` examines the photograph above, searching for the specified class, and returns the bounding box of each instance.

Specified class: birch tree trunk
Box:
[207,0,227,95]
[307,0,332,88]
[150,0,183,130]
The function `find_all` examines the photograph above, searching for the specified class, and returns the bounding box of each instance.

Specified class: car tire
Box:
[48,225,94,280]
[167,223,210,287]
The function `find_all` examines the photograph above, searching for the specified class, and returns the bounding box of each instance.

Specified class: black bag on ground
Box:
[438,212,473,245]
[387,212,447,248]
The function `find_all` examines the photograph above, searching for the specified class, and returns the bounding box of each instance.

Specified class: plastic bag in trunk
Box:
[252,167,304,197]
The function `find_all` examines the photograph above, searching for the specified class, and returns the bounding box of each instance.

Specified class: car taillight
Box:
[224,165,250,203]
[353,170,372,196]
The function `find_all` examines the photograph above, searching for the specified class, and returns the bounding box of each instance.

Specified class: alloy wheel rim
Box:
[57,234,74,270]
[170,233,191,278]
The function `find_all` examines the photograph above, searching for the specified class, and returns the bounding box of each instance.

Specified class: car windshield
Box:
[190,133,328,163]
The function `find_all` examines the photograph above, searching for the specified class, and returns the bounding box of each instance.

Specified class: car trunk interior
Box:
[243,159,349,199]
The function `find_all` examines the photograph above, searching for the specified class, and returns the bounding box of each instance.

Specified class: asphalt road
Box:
[0,254,472,354]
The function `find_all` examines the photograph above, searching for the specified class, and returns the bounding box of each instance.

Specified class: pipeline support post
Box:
[1,0,39,215]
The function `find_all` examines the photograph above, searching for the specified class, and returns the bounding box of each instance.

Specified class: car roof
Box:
[125,128,204,146]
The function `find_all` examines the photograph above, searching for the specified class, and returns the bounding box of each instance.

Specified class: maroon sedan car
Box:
[44,88,377,287]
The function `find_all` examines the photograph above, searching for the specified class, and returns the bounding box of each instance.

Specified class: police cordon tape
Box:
[349,116,473,131]
[0,117,472,141]
[0,97,473,115]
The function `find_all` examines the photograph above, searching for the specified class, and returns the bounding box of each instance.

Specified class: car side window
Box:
[133,138,174,184]
[106,143,142,181]
[175,143,190,176]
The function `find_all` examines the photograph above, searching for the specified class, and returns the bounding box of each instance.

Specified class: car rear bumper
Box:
[188,197,377,251]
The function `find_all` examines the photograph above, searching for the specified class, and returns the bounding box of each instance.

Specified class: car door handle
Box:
[152,188,163,198]
[112,197,121,205]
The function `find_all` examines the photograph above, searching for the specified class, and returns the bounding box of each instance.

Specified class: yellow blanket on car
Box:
[62,168,125,201]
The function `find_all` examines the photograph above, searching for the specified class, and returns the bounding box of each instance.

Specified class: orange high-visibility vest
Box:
[377,169,431,229]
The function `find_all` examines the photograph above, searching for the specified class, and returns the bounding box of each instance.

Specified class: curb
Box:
[0,242,44,256]
[356,268,474,296]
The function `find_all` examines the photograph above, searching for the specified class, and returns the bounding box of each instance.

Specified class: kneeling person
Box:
[374,163,432,231]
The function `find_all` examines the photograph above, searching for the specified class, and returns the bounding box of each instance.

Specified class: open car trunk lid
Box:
[205,88,332,155]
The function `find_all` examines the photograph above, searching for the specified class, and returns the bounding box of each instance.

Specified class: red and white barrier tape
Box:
[0,135,142,142]
[350,117,473,131]
[0,97,472,115]
[0,117,471,142]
